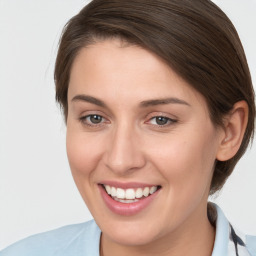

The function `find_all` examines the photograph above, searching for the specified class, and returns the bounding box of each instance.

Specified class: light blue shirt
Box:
[1,204,255,256]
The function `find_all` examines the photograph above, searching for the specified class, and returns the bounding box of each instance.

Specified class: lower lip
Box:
[99,185,160,216]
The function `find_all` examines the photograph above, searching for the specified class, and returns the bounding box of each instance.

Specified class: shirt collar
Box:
[211,203,251,256]
[211,203,229,256]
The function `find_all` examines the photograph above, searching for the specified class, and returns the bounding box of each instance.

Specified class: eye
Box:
[148,116,177,126]
[79,114,107,126]
[88,115,103,124]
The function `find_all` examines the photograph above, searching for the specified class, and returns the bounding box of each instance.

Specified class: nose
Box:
[103,123,146,175]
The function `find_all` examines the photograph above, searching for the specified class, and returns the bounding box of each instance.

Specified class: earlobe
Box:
[216,101,248,161]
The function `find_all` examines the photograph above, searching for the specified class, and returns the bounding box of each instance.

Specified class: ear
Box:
[216,101,248,161]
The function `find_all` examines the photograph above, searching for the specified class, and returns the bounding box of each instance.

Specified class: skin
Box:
[66,39,247,256]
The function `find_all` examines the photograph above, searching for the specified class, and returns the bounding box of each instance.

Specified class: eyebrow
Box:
[139,98,190,107]
[72,94,107,108]
[71,94,190,108]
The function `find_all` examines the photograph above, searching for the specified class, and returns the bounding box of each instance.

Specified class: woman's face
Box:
[66,39,223,246]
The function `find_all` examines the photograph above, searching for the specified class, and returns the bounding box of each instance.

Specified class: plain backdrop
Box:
[0,0,255,250]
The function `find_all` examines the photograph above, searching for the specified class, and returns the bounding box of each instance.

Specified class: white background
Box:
[0,0,255,250]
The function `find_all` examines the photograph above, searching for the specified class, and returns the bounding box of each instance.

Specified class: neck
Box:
[100,202,215,256]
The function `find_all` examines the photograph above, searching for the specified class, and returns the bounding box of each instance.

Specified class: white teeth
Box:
[125,189,135,199]
[150,186,157,194]
[143,187,150,197]
[114,198,139,203]
[103,185,159,201]
[116,188,125,199]
[135,188,143,199]
[105,185,111,195]
[111,187,116,197]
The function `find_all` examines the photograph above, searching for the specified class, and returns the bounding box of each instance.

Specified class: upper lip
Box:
[99,181,160,189]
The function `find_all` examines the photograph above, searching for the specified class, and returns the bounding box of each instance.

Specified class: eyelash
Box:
[79,114,108,127]
[147,116,177,127]
[79,114,177,128]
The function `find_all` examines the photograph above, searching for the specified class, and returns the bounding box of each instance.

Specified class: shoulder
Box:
[246,235,256,256]
[211,203,256,256]
[229,224,256,256]
[0,219,101,256]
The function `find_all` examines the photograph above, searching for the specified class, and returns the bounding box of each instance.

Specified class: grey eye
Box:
[89,115,103,124]
[155,116,169,125]
[148,116,177,127]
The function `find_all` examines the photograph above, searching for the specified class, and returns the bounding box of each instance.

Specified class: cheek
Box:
[66,128,104,180]
[144,130,218,230]
[146,127,217,196]
[66,128,106,211]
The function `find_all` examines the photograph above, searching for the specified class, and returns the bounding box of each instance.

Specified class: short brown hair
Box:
[54,0,255,194]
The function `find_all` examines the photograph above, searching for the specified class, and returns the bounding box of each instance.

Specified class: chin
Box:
[96,214,167,247]
[104,226,162,246]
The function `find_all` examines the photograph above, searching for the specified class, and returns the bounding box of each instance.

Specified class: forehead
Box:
[68,39,208,112]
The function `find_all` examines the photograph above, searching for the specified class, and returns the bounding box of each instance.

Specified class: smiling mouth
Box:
[101,184,161,203]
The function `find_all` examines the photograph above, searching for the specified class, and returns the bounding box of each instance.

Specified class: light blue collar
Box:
[212,203,229,256]
[211,203,252,256]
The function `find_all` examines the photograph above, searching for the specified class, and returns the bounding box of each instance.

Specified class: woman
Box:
[1,0,255,255]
